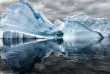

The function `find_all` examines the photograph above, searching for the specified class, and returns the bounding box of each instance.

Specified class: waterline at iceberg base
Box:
[1,0,110,40]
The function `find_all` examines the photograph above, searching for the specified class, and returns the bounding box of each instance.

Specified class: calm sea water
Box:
[0,38,110,74]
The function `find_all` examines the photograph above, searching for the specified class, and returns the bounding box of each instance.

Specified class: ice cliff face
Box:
[0,0,109,39]
[62,21,102,39]
[0,1,52,38]
[64,14,110,37]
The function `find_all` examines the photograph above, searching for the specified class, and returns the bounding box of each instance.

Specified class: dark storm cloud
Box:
[0,0,110,23]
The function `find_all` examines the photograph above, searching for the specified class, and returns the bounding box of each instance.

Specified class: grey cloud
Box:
[0,0,18,21]
[0,0,110,23]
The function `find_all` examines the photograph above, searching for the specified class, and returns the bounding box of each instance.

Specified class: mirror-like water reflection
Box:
[0,38,110,74]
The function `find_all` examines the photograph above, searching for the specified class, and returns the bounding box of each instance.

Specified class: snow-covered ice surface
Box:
[0,0,109,39]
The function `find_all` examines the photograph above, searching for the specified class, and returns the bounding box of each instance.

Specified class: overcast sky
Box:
[0,0,110,23]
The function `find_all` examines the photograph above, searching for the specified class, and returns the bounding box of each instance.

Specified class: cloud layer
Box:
[0,0,110,23]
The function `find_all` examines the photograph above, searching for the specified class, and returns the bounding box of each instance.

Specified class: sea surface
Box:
[0,38,110,74]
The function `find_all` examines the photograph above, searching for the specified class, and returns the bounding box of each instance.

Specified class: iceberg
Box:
[0,1,53,38]
[62,21,102,39]
[64,14,110,37]
[0,0,109,39]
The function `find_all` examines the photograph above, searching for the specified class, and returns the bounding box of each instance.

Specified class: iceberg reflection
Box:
[0,38,110,72]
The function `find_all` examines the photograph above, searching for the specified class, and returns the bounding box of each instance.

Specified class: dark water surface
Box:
[0,38,110,74]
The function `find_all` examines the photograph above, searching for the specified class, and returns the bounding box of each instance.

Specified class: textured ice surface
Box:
[52,20,64,32]
[62,21,102,39]
[0,1,52,37]
[64,14,110,37]
[2,31,48,39]
[0,0,109,38]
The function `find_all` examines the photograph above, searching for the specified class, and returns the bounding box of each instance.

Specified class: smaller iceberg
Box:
[62,21,102,39]
[64,14,110,37]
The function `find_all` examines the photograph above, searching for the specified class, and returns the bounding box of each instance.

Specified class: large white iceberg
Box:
[0,1,53,38]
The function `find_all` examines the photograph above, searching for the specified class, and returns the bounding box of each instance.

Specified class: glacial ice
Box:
[64,14,110,37]
[2,31,48,39]
[0,1,53,38]
[0,0,109,39]
[62,21,102,39]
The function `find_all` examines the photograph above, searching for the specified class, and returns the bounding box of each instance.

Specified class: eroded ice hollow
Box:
[0,0,109,39]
